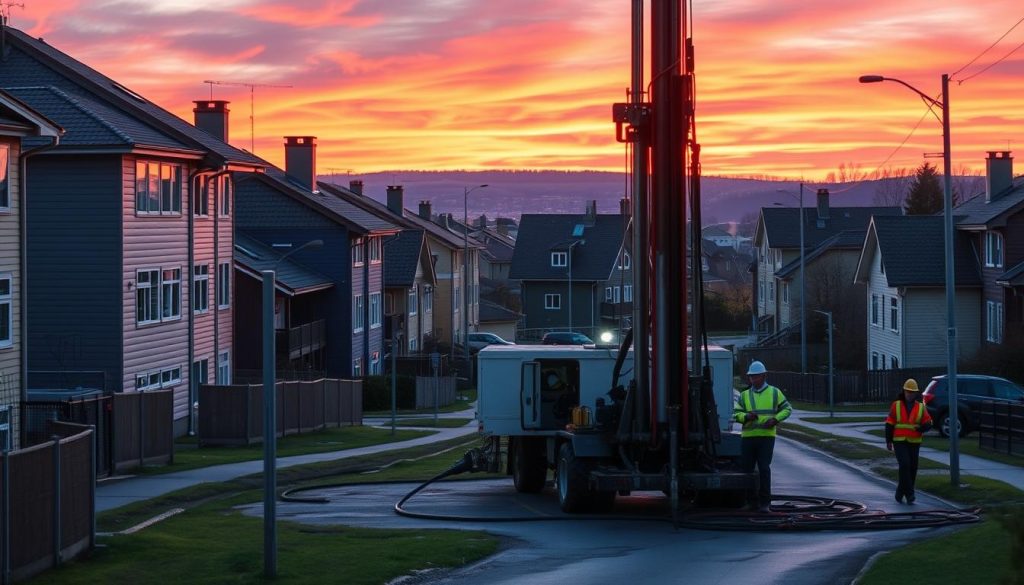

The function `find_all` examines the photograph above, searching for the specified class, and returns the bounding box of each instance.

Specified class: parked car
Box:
[541,331,594,345]
[922,374,1024,438]
[467,332,515,352]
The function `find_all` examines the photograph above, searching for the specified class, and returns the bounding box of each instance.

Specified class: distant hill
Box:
[317,170,902,225]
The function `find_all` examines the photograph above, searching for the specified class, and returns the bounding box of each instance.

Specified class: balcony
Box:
[276,319,326,360]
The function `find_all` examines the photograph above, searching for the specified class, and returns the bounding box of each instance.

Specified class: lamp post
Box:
[463,184,488,380]
[262,238,322,577]
[567,239,583,333]
[860,73,959,485]
[813,309,834,418]
[776,184,806,373]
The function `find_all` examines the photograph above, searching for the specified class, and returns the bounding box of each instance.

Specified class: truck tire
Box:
[557,442,591,513]
[512,437,547,493]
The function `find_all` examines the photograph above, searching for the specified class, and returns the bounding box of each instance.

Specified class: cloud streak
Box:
[14,0,1024,179]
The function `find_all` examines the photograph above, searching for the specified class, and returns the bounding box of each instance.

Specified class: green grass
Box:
[800,415,885,424]
[159,426,434,474]
[861,429,1024,468]
[792,400,888,413]
[382,417,473,428]
[365,388,477,416]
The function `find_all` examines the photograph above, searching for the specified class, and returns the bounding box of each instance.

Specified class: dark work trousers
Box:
[740,436,776,507]
[893,441,922,501]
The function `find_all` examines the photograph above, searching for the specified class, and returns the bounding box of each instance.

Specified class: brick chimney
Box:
[284,136,317,191]
[584,200,597,226]
[193,100,230,143]
[418,200,432,220]
[386,185,404,215]
[816,188,830,221]
[986,151,1013,203]
[349,180,363,195]
[619,197,630,217]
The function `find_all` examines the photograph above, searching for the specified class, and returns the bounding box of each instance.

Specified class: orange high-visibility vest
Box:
[885,399,931,443]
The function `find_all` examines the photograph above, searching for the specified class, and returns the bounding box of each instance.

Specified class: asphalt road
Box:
[255,437,964,584]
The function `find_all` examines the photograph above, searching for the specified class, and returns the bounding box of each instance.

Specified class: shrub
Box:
[362,374,417,410]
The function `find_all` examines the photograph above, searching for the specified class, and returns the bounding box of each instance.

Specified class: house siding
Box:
[26,154,122,392]
[904,289,982,367]
[427,239,456,344]
[367,247,384,373]
[0,139,20,447]
[522,280,596,333]
[192,175,217,408]
[866,246,902,368]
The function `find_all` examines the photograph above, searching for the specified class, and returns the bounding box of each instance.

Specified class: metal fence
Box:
[1,428,95,583]
[766,367,946,405]
[197,379,362,446]
[977,400,1024,458]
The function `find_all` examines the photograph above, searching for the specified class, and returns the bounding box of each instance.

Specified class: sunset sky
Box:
[13,0,1024,180]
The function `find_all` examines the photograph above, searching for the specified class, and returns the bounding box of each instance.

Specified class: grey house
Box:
[510,204,630,340]
[229,139,398,379]
[854,215,982,369]
[0,27,264,436]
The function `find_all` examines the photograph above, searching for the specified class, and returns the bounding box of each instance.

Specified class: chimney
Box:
[418,200,432,220]
[496,223,508,236]
[986,151,1013,203]
[349,180,363,195]
[816,188,830,221]
[386,185,404,215]
[284,136,317,191]
[193,100,230,143]
[619,197,630,217]
[584,200,597,226]
[477,214,488,229]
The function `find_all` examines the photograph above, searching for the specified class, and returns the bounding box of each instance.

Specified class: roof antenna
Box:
[200,79,293,154]
[0,2,24,61]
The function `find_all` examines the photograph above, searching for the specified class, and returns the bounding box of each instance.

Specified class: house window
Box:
[871,294,880,326]
[217,262,231,309]
[454,286,460,309]
[352,238,365,267]
[424,286,432,312]
[370,292,382,329]
[135,160,182,215]
[369,237,382,263]
[160,268,181,320]
[136,269,160,324]
[0,406,9,451]
[613,286,621,303]
[879,354,886,370]
[889,297,899,332]
[370,351,381,375]
[409,338,417,352]
[409,286,418,315]
[0,144,9,210]
[782,282,789,305]
[891,356,899,369]
[353,358,362,377]
[551,252,567,267]
[618,251,631,270]
[217,351,231,384]
[768,281,775,299]
[871,352,879,369]
[193,175,208,216]
[192,358,209,392]
[544,293,561,310]
[605,287,613,302]
[0,275,10,348]
[624,284,633,302]
[218,175,232,217]
[353,294,365,332]
[985,232,1004,268]
[135,365,183,391]
[193,264,209,313]
[987,301,1004,343]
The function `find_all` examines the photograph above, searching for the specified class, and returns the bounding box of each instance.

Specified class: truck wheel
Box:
[591,490,616,513]
[557,442,591,513]
[512,437,547,493]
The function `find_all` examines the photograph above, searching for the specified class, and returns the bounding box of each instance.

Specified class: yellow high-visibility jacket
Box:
[733,385,792,438]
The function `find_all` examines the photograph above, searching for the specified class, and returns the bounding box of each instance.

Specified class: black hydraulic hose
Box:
[611,327,634,390]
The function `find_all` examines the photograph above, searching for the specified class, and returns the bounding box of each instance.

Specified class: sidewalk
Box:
[96,408,479,513]
[787,408,1024,488]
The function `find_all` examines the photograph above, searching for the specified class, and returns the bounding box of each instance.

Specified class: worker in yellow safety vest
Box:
[733,360,792,512]
[885,378,933,504]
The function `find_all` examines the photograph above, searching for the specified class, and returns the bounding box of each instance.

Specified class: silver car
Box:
[467,332,515,352]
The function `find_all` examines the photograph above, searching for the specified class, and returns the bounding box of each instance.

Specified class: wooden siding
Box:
[0,139,19,447]
[26,155,122,393]
[192,175,219,418]
[367,247,384,372]
[121,156,191,422]
[522,280,595,331]
[428,238,455,344]
[352,238,366,370]
[904,288,982,367]
[865,245,902,368]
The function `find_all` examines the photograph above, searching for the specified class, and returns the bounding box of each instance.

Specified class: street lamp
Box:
[775,184,807,373]
[860,73,959,486]
[463,184,488,380]
[813,309,834,418]
[262,238,322,577]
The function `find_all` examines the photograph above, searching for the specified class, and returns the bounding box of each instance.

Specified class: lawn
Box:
[364,388,477,416]
[862,429,1024,468]
[792,400,888,413]
[800,415,885,424]
[386,417,474,428]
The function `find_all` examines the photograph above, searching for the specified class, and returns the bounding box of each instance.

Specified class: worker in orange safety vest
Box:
[885,378,933,504]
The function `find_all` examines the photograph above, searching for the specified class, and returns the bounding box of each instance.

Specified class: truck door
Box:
[521,361,541,429]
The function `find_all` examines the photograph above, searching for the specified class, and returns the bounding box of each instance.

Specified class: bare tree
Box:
[825,162,868,184]
[952,164,984,206]
[872,167,912,207]
[805,252,866,370]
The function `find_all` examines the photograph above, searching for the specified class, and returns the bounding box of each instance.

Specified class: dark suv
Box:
[541,332,594,345]
[922,374,1024,437]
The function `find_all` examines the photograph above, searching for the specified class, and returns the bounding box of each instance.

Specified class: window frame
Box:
[352,238,365,267]
[136,268,161,325]
[985,232,1004,268]
[871,294,880,327]
[193,264,209,313]
[544,293,561,310]
[218,175,232,217]
[551,251,567,267]
[408,285,418,316]
[135,160,183,215]
[370,292,382,329]
[618,251,631,270]
[889,296,899,333]
[987,301,1004,343]
[217,262,231,309]
[0,274,11,348]
[0,143,9,211]
[353,294,365,333]
[782,282,789,305]
[369,237,382,264]
[624,284,633,303]
[217,351,231,385]
[160,267,182,321]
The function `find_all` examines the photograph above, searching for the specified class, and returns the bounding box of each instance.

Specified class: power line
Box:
[956,36,1024,84]
[202,80,293,153]
[950,15,1024,80]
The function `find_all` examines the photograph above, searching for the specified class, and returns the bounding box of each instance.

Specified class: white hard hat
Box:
[746,361,767,375]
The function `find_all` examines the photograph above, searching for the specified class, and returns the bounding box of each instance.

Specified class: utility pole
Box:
[203,80,293,153]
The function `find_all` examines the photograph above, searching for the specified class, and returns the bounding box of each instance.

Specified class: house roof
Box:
[480,299,521,323]
[856,215,981,287]
[759,205,901,249]
[509,214,626,281]
[953,178,1024,229]
[775,230,866,279]
[238,170,399,235]
[384,229,426,288]
[0,88,63,137]
[996,260,1024,286]
[233,232,334,296]
[0,27,262,168]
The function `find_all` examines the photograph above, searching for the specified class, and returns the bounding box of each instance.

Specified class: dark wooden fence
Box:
[415,376,457,409]
[198,379,362,446]
[1,428,95,583]
[977,400,1024,457]
[21,390,174,477]
[767,367,946,405]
